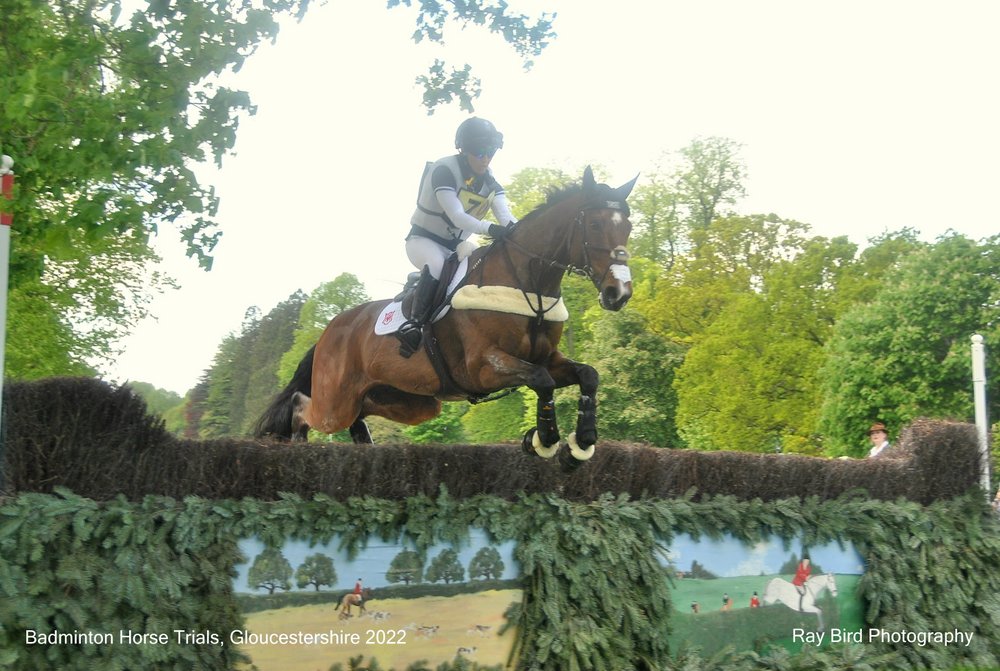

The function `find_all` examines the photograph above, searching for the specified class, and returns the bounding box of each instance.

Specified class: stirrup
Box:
[396,322,422,357]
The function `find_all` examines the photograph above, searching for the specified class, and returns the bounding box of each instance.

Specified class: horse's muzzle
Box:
[599,281,632,311]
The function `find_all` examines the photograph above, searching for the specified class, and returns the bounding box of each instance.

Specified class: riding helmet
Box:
[455,117,504,152]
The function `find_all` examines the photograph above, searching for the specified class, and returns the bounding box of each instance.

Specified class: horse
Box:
[339,587,373,618]
[254,166,637,468]
[762,573,838,630]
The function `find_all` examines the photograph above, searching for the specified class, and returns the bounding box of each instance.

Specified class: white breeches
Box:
[405,235,451,279]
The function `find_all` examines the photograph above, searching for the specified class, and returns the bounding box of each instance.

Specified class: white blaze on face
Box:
[610,264,632,283]
[611,211,624,226]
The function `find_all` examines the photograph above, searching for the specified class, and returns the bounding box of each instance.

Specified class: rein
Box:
[487,207,629,322]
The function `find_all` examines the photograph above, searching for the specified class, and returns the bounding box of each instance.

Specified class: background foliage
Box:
[0,0,553,378]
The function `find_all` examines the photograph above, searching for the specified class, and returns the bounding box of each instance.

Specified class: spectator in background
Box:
[867,421,892,458]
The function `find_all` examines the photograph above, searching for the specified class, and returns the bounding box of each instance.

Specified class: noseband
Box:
[572,210,632,289]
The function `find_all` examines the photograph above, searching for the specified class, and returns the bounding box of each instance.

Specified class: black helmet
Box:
[455,117,504,153]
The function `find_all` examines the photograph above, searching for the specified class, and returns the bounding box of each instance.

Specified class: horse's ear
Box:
[615,173,639,201]
[582,165,597,191]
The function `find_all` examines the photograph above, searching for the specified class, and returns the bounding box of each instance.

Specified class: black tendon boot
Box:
[396,269,439,358]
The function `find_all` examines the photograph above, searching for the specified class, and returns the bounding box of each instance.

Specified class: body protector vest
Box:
[410,155,499,246]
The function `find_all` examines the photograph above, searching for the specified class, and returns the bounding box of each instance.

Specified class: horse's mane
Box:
[518,182,584,222]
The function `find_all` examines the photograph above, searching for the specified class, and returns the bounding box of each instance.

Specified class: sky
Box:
[106,0,1000,395]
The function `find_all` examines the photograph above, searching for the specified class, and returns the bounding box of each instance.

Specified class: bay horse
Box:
[339,587,373,619]
[254,166,637,468]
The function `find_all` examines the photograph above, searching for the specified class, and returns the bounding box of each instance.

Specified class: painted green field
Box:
[237,589,520,671]
[668,575,863,656]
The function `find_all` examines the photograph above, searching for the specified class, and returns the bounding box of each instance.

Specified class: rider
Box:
[396,117,518,356]
[792,555,811,609]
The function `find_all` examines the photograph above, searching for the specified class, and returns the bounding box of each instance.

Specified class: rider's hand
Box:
[488,223,510,239]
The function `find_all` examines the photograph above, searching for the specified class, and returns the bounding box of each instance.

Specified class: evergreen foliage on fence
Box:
[2,489,1000,670]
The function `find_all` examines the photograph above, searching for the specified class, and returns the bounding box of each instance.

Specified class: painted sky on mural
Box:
[234,528,518,594]
[105,1,1000,394]
[662,533,864,577]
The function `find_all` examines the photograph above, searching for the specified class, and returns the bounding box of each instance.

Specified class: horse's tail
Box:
[252,345,315,439]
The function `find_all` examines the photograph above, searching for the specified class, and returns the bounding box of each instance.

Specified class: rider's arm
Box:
[434,188,492,236]
[490,191,517,227]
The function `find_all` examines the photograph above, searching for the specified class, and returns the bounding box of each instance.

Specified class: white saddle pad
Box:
[373,257,569,336]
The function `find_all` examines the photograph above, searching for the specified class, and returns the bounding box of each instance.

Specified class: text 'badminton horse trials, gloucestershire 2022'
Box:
[254,167,638,469]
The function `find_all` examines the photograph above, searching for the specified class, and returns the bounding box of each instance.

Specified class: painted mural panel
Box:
[232,529,520,670]
[661,534,865,655]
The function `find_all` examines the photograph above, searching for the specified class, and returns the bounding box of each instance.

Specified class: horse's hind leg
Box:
[291,392,311,441]
[361,385,442,426]
[349,418,373,444]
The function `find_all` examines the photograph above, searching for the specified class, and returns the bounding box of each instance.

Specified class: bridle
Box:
[482,203,632,321]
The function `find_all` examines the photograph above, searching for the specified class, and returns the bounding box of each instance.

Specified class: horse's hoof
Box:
[558,443,584,472]
[567,432,595,461]
[521,428,536,456]
[522,428,559,459]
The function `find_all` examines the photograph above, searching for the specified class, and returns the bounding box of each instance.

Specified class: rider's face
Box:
[462,148,495,176]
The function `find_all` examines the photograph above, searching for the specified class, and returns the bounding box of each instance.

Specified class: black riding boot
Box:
[396,269,439,358]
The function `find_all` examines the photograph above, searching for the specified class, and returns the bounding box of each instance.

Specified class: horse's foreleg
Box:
[547,356,600,463]
[471,348,562,458]
[570,363,599,458]
[523,385,561,459]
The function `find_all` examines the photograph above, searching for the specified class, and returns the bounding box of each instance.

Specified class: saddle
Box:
[394,253,465,322]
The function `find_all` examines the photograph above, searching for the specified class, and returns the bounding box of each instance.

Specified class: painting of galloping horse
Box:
[254,167,637,468]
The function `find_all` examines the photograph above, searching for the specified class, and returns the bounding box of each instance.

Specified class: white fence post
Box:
[971,334,991,499]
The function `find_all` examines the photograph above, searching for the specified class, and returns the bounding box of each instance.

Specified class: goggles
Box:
[466,146,499,160]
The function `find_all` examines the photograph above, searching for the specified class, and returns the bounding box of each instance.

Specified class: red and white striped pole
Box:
[1,154,13,443]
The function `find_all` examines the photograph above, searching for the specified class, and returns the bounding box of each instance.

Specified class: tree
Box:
[1,0,553,379]
[247,548,292,594]
[462,390,527,443]
[673,235,863,453]
[403,402,466,443]
[386,549,424,585]
[468,546,504,581]
[239,291,307,434]
[295,553,337,592]
[675,137,747,232]
[641,215,811,343]
[126,382,182,417]
[580,307,684,447]
[689,560,717,580]
[425,548,464,584]
[628,166,683,269]
[819,234,1000,454]
[196,292,304,437]
[182,378,210,439]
